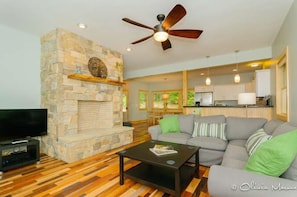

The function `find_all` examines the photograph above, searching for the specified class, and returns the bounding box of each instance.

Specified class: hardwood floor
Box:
[0,121,210,197]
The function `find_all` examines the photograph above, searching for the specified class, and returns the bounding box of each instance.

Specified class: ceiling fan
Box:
[122,4,203,50]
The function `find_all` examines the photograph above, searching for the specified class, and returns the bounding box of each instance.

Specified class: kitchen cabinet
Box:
[194,85,213,92]
[245,81,256,92]
[213,84,245,100]
[255,69,271,97]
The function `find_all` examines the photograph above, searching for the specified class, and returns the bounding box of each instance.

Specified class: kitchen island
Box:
[183,106,274,120]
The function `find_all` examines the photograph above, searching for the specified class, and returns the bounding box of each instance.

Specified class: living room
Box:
[1,1,297,196]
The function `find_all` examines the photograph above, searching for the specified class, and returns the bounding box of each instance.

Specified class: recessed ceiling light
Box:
[77,23,87,29]
[126,47,132,52]
[251,63,259,67]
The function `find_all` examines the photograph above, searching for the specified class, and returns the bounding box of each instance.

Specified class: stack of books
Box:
[149,144,178,156]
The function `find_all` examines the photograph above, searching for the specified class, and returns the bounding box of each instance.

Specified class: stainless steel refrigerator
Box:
[194,92,213,106]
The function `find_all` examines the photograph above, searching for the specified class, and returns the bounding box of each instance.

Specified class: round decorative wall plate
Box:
[88,57,108,78]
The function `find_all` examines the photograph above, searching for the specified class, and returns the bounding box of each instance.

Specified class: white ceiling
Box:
[0,0,293,80]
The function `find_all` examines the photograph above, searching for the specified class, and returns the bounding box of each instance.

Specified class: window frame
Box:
[138,90,148,110]
[276,47,289,121]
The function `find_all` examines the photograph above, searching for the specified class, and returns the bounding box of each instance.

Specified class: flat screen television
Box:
[0,109,47,143]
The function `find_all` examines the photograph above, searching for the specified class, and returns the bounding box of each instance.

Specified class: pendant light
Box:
[205,56,211,85]
[234,50,240,83]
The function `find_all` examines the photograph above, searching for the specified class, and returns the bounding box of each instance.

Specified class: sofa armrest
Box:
[148,125,162,140]
[208,165,297,197]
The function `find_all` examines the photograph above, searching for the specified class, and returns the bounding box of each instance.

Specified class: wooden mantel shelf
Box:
[67,74,125,86]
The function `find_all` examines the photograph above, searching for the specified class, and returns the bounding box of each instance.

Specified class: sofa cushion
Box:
[223,143,249,163]
[198,149,225,166]
[178,114,195,135]
[226,117,267,140]
[222,158,247,169]
[263,119,285,135]
[281,156,297,181]
[228,139,246,147]
[187,136,228,151]
[245,130,297,177]
[245,128,272,156]
[194,115,225,123]
[222,142,249,169]
[157,132,191,144]
[158,115,180,134]
[192,122,227,140]
[272,122,297,136]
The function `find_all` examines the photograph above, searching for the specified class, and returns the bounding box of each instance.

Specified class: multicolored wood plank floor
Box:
[0,120,210,196]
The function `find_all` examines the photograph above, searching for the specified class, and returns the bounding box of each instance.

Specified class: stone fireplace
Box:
[40,29,133,163]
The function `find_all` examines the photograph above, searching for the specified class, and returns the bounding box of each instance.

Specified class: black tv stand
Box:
[0,139,40,179]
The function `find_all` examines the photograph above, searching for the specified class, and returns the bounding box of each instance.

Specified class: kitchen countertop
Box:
[183,105,273,108]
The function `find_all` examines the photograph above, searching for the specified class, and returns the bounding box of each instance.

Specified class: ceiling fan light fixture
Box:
[122,4,202,50]
[154,31,168,42]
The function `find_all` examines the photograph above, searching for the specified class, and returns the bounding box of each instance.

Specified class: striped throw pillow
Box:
[245,128,272,156]
[192,122,227,140]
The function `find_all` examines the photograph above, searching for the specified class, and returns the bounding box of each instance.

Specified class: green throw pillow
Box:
[245,130,297,177]
[158,115,180,134]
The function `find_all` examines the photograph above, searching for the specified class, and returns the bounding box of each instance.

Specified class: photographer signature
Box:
[231,181,297,191]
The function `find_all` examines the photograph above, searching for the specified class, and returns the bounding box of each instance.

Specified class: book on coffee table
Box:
[149,144,178,156]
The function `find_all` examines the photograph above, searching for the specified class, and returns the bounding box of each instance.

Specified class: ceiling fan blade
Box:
[131,34,154,44]
[168,29,203,39]
[122,18,155,31]
[161,39,172,50]
[162,4,186,30]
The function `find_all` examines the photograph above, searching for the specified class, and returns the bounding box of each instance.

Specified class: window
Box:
[122,90,128,122]
[138,90,148,110]
[166,91,180,109]
[122,90,128,112]
[152,90,182,109]
[152,92,163,108]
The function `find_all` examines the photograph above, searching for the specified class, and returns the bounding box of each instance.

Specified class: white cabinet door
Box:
[245,81,256,92]
[194,85,214,92]
[213,85,226,100]
[214,84,245,100]
[255,69,271,97]
[231,84,245,100]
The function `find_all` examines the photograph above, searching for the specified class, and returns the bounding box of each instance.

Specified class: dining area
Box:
[146,109,183,126]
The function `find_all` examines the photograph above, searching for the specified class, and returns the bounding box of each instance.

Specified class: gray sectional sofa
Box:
[148,114,267,166]
[148,114,297,197]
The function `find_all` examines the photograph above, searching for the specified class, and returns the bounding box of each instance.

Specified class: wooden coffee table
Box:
[117,140,200,197]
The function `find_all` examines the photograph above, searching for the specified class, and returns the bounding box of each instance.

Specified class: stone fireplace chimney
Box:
[40,29,133,163]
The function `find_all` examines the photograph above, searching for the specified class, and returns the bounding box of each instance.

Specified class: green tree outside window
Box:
[139,90,148,110]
